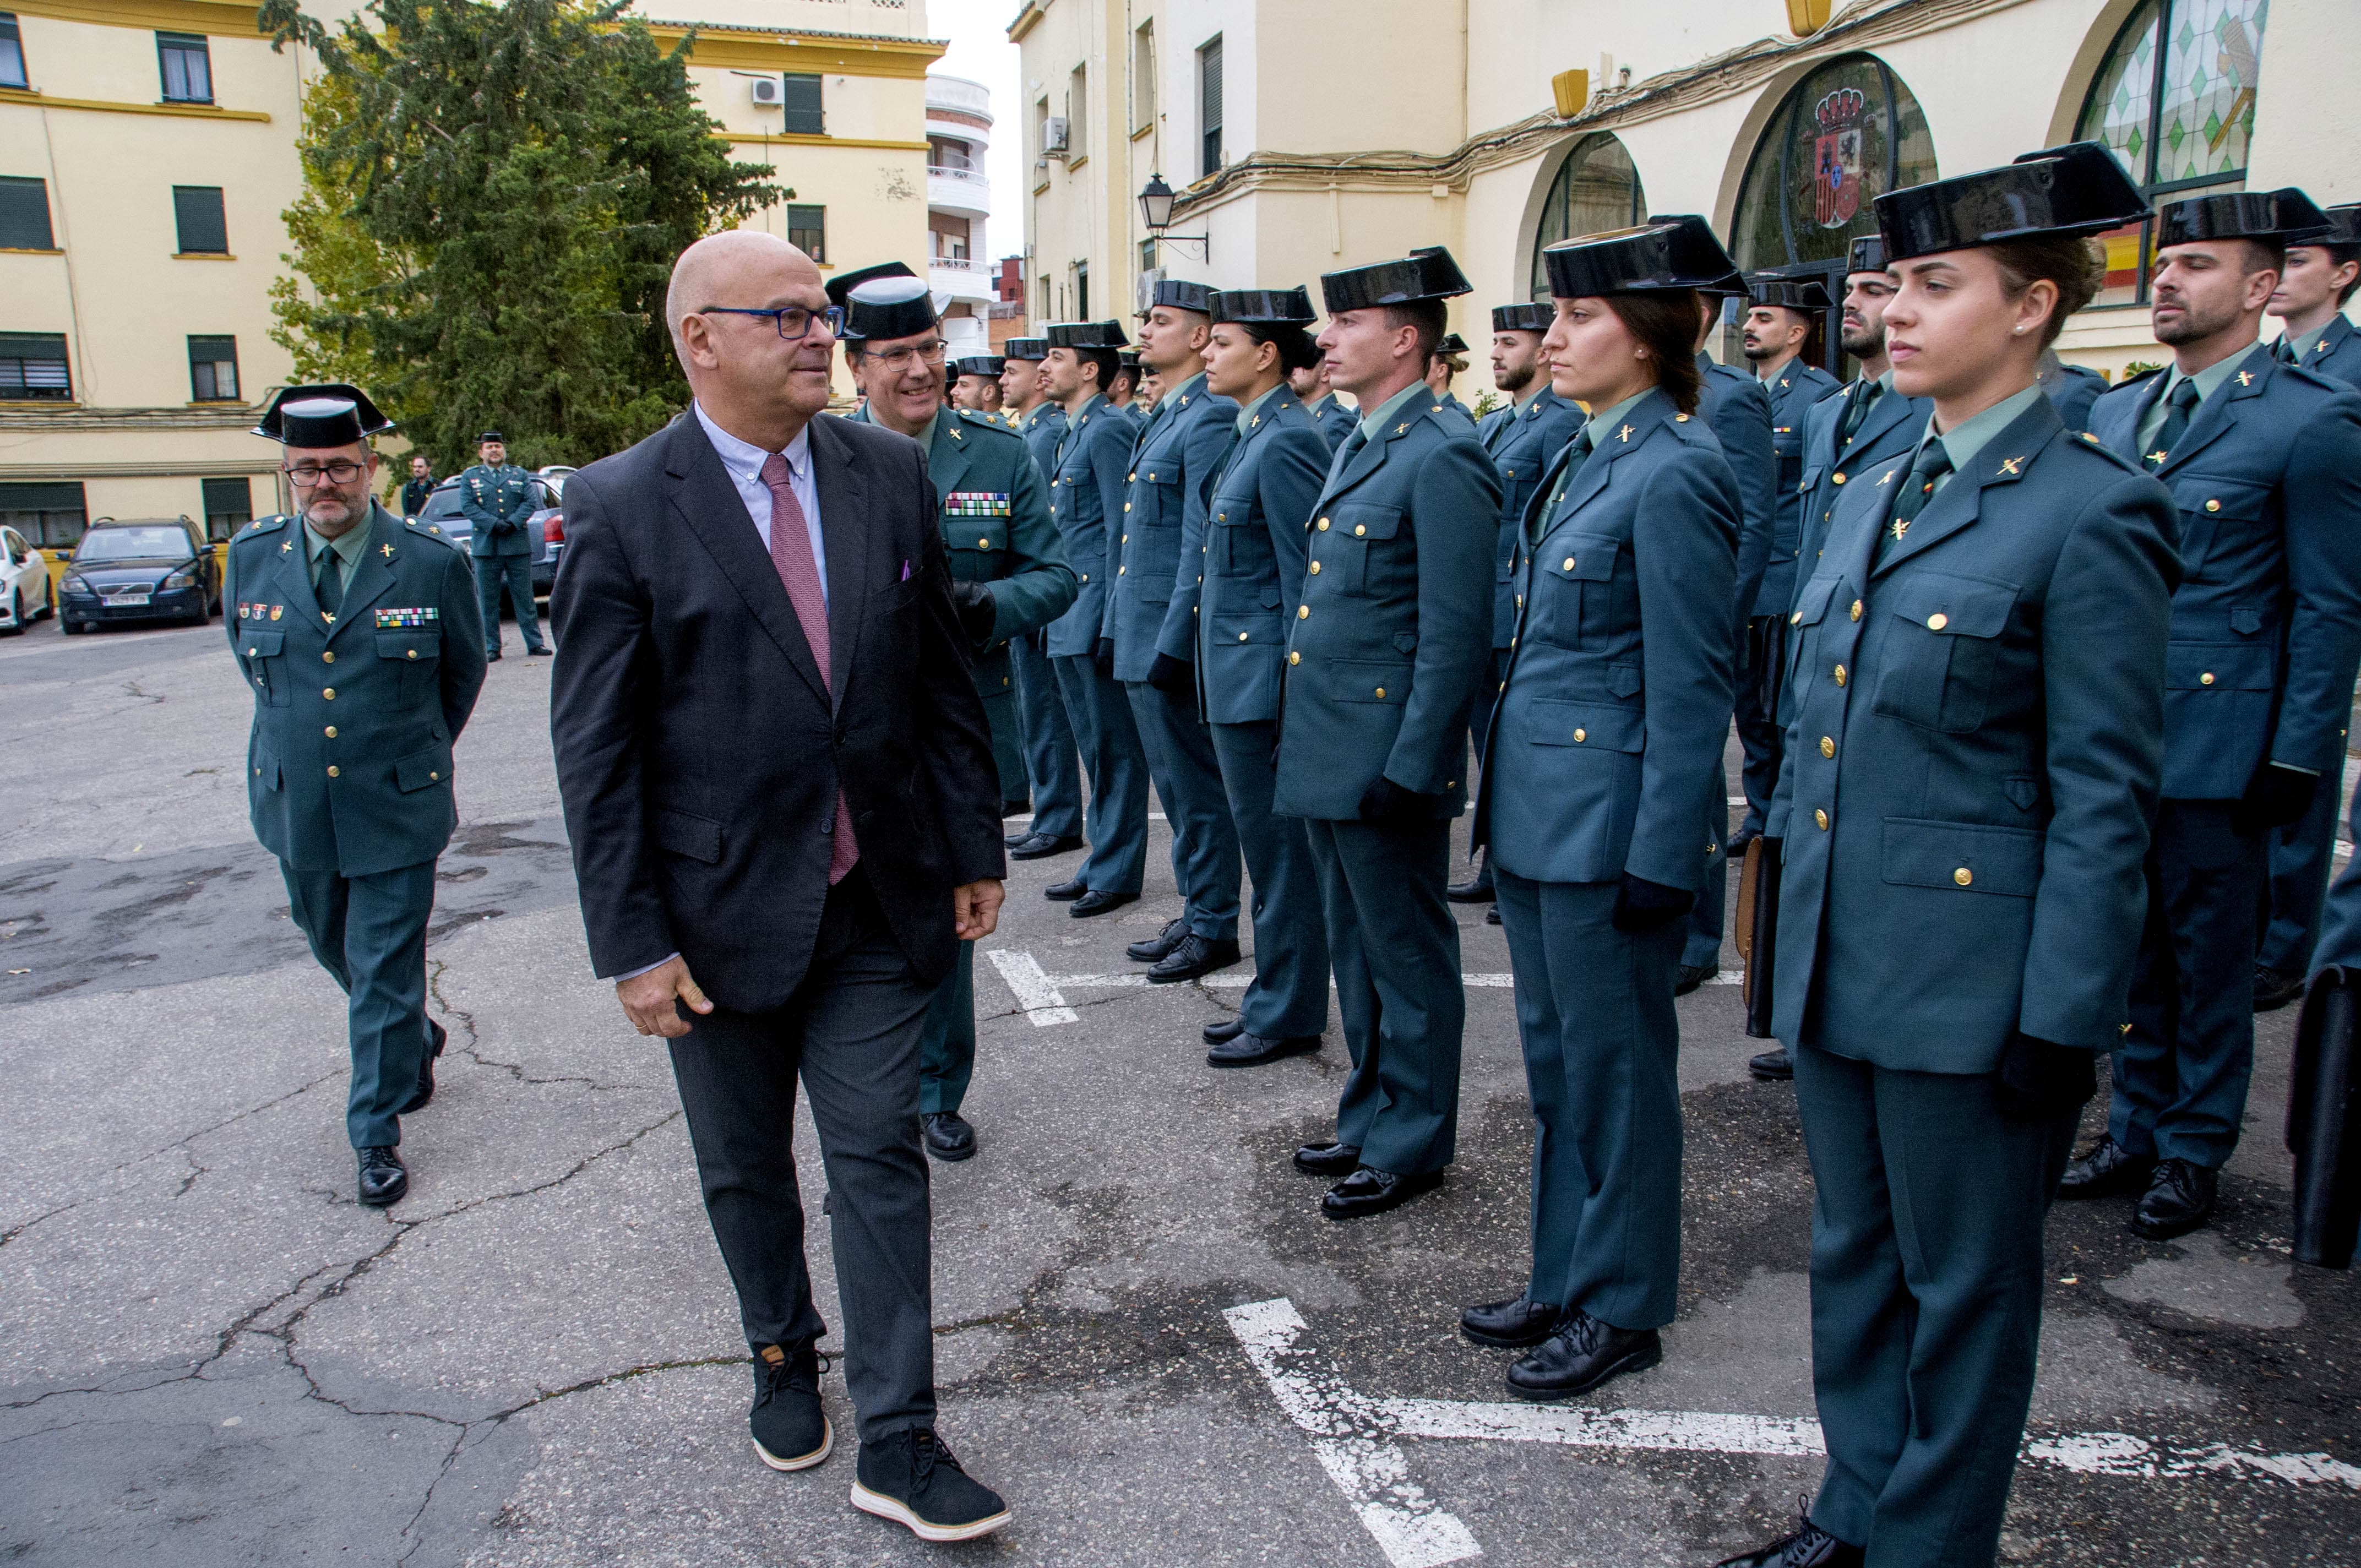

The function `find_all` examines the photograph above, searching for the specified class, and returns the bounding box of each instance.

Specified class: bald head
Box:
[666,230,822,358]
[668,228,837,450]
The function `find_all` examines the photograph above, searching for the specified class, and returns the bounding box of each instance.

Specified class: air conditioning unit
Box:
[750,75,784,106]
[1135,267,1166,314]
[1042,117,1069,156]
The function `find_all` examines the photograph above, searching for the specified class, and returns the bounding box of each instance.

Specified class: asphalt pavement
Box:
[1,609,2355,1567]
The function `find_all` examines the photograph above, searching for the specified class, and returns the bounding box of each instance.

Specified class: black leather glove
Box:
[948,579,999,646]
[2233,761,2318,832]
[1094,637,1116,679]
[1356,777,1443,831]
[1996,1030,2097,1119]
[1146,652,1195,698]
[1610,873,1695,933]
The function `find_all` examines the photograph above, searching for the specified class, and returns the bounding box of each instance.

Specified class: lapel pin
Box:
[380,543,395,558]
[1617,424,1634,443]
[1395,422,1410,435]
[1878,470,1896,486]
[2236,371,2254,386]
[1998,456,2023,476]
[281,540,293,553]
[270,605,282,620]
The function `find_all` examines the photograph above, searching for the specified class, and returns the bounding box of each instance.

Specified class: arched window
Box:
[2075,0,2268,306]
[1527,133,1647,300]
[1731,53,1936,277]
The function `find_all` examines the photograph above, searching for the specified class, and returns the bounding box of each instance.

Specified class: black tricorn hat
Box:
[1541,215,1742,297]
[1148,278,1215,314]
[1435,333,1470,357]
[1045,320,1130,349]
[838,274,938,342]
[1846,234,1890,276]
[1492,302,1553,333]
[1320,245,1473,313]
[253,384,396,446]
[2158,186,2330,247]
[477,429,505,444]
[1211,286,1318,326]
[1002,336,1048,361]
[1118,347,1143,368]
[955,356,1005,378]
[1747,273,1834,311]
[1874,141,2150,263]
[2288,202,2361,248]
[824,260,917,312]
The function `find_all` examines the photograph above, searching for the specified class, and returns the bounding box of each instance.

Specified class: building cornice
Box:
[0,404,265,432]
[0,85,271,122]
[1007,0,1046,45]
[4,0,266,36]
[635,18,944,77]
[726,132,928,151]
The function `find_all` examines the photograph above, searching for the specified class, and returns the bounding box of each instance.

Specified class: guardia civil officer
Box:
[2255,203,2361,1011]
[1448,301,1585,910]
[997,338,1086,859]
[1110,279,1245,982]
[1424,332,1477,426]
[1289,358,1353,453]
[1040,322,1153,916]
[1179,286,1334,1066]
[225,386,488,1206]
[1723,144,2174,1568]
[1463,217,1740,1400]
[2069,187,2361,1242]
[951,355,1007,416]
[1281,247,1499,1219]
[1111,349,1146,427]
[1748,238,1934,1084]
[459,430,547,660]
[397,454,435,519]
[837,270,1078,1163]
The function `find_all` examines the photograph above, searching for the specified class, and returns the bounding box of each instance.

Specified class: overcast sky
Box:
[929,3,1027,264]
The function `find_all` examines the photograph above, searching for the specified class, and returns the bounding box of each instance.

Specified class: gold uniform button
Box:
[1123,502,1131,512]
[1927,612,1948,631]
[1954,867,1973,886]
[2200,671,2215,685]
[1238,631,1249,641]
[1833,471,1847,484]
[323,687,336,700]
[1128,471,1136,481]
[1573,727,1587,742]
[1849,599,1863,622]
[1563,556,1576,570]
[1119,565,1126,575]
[1832,665,1846,687]
[325,726,338,738]
[1218,513,1227,521]
[1122,533,1128,543]
[1354,524,1367,537]
[323,651,335,663]
[978,537,990,548]
[1374,687,1386,698]
[429,771,439,781]
[326,765,340,778]
[1288,651,1301,665]
[1309,561,1322,574]
[1815,808,1829,831]
[406,648,418,659]
[1819,736,1835,758]
[1079,573,1088,582]
[2205,499,2220,513]
[1298,605,1309,619]
[1789,611,1802,626]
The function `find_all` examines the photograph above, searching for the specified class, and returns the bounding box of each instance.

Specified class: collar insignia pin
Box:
[380,543,395,558]
[1617,424,1634,443]
[2148,450,2169,465]
[1998,456,2023,476]
[1877,470,1895,486]
[1396,422,1410,434]
[2237,371,2254,386]
[281,540,292,552]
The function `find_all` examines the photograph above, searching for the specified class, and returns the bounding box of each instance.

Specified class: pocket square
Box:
[900,559,913,581]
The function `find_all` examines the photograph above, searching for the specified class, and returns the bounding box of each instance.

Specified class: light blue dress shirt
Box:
[693,400,828,606]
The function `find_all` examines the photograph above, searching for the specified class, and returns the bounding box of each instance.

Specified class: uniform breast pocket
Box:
[1527,531,1619,647]
[1786,576,1840,701]
[1212,498,1271,580]
[948,520,1008,582]
[239,629,289,707]
[376,630,441,707]
[1869,573,2018,733]
[2168,476,2270,582]
[1325,505,1402,596]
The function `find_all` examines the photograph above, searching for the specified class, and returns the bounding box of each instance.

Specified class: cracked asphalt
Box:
[2,612,2356,1567]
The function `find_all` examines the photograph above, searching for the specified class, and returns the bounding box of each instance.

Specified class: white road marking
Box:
[981,949,1078,1025]
[1225,1295,2361,1565]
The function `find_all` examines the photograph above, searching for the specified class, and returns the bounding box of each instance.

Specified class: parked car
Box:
[57,516,220,633]
[0,525,56,636]
[414,474,565,603]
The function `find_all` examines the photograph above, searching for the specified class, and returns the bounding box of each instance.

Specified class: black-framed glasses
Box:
[700,304,844,340]
[282,461,367,486]
[867,339,949,373]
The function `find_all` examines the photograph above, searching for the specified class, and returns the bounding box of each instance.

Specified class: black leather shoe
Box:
[1127,918,1188,962]
[1675,963,1718,996]
[398,1018,448,1114]
[2057,1134,2153,1201]
[922,1112,976,1163]
[1712,1511,1864,1567]
[1000,797,1031,819]
[1203,1017,1245,1046]
[1321,1165,1443,1219]
[851,1428,1011,1542]
[1011,832,1085,860]
[1506,1309,1661,1400]
[526,645,553,657]
[1149,934,1241,982]
[1460,1293,1561,1348]
[1723,827,1762,861]
[1043,876,1089,901]
[1484,906,1502,925]
[1293,1141,1361,1177]
[2254,963,2307,1012]
[1069,889,1136,917]
[357,1145,407,1206]
[2131,1158,2218,1240]
[1208,1032,1320,1068]
[749,1343,831,1471]
[1748,1046,1793,1081]
[1445,874,1494,903]
[483,652,503,662]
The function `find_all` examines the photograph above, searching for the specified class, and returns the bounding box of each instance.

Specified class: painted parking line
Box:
[1225,1296,2361,1568]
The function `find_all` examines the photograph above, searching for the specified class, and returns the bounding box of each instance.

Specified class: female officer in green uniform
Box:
[1463,217,1743,1401]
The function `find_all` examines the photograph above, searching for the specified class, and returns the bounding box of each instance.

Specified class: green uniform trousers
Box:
[279,856,438,1149]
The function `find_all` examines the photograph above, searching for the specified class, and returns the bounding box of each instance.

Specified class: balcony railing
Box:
[927,164,980,181]
[929,255,987,273]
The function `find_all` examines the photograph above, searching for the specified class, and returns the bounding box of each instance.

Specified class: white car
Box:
[0,526,56,636]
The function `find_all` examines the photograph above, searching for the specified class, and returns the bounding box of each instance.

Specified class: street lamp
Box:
[1136,172,1207,260]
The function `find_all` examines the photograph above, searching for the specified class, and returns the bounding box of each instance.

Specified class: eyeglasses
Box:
[867,339,949,373]
[282,461,367,486]
[700,304,844,341]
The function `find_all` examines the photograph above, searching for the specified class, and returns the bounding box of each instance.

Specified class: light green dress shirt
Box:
[1356,379,1433,442]
[1914,383,2047,504]
[2134,342,2256,455]
[302,517,369,593]
[1233,382,1285,435]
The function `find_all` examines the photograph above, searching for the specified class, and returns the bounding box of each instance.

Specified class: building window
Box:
[1067,65,1087,161]
[928,135,973,172]
[173,186,228,254]
[156,31,212,103]
[930,213,971,262]
[786,204,824,263]
[1198,36,1223,176]
[2075,0,2268,306]
[1075,261,1089,322]
[0,13,29,90]
[0,176,53,250]
[188,335,239,401]
[1133,21,1155,135]
[780,71,823,135]
[1527,134,1646,300]
[0,481,86,549]
[0,331,70,400]
[201,477,252,541]
[1733,53,1935,282]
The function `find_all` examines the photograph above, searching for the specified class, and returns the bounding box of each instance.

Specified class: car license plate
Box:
[102,593,151,607]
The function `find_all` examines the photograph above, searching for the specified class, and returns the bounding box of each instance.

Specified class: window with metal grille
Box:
[0,176,53,249]
[786,204,824,263]
[201,477,252,541]
[0,481,87,548]
[156,31,211,103]
[0,14,29,90]
[1199,36,1222,176]
[0,332,70,400]
[188,335,239,401]
[172,186,227,254]
[780,72,823,134]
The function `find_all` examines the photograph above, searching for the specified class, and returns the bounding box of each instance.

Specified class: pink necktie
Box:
[760,452,859,885]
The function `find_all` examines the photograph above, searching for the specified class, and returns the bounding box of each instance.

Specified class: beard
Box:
[1741,338,1781,361]
[2153,292,2242,346]
[1494,361,1535,395]
[1838,321,1884,358]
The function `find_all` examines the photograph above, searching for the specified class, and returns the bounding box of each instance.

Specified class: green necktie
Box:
[1840,379,1881,445]
[1530,427,1595,544]
[2145,378,2201,470]
[315,542,344,619]
[2277,336,2300,366]
[1874,440,1953,569]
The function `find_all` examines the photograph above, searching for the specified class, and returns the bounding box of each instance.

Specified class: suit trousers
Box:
[1792,1043,2076,1568]
[663,869,937,1445]
[1734,614,1785,837]
[1125,679,1242,939]
[1011,634,1084,839]
[1495,869,1683,1327]
[2259,754,2350,975]
[1304,816,1461,1175]
[2116,799,2265,1167]
[473,552,544,655]
[280,856,438,1150]
[1052,654,1149,897]
[1209,719,1330,1039]
[917,940,976,1115]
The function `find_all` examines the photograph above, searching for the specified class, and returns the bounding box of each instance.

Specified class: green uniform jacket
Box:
[225,503,487,877]
[459,462,538,558]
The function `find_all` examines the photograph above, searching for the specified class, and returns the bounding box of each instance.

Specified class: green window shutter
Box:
[780,72,823,135]
[0,176,52,249]
[173,186,227,253]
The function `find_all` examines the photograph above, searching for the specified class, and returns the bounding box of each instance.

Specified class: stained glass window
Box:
[1528,134,1647,300]
[1731,55,1936,277]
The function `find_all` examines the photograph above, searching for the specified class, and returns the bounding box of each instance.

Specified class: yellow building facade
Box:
[0,0,944,562]
[1012,0,2357,387]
